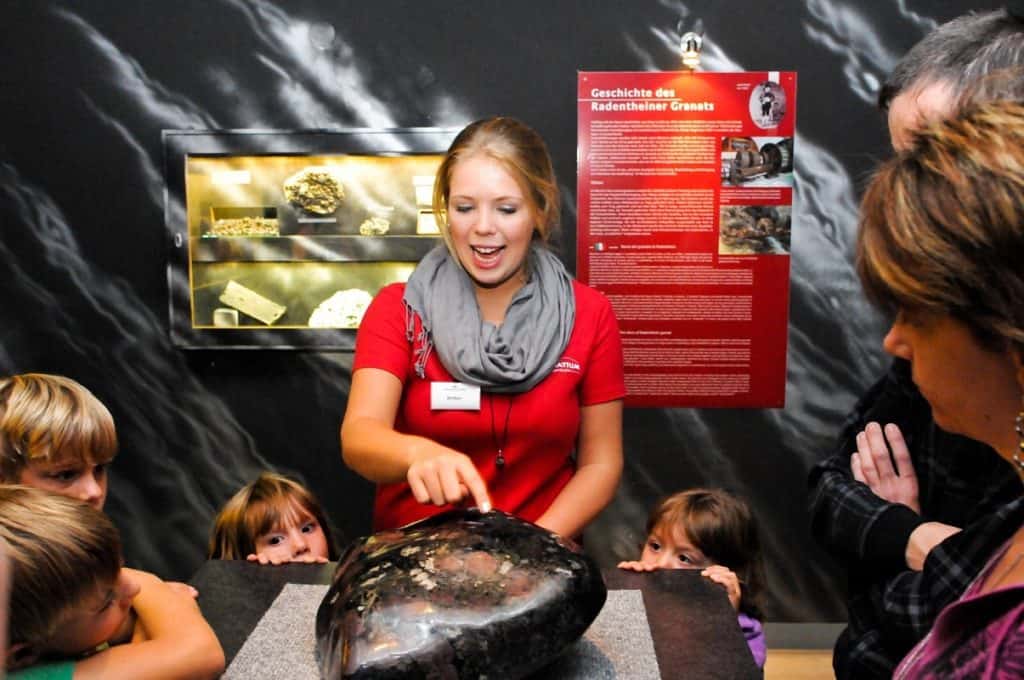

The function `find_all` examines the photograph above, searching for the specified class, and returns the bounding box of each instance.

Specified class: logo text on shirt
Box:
[553,357,581,374]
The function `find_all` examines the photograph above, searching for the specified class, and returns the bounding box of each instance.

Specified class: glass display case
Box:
[163,129,458,349]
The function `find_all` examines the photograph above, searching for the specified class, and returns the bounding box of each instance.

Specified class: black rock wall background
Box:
[0,0,1001,622]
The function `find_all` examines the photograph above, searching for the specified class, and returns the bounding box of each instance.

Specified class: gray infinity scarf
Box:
[403,244,575,393]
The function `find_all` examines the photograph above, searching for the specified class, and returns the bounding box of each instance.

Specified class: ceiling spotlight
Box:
[681,31,703,70]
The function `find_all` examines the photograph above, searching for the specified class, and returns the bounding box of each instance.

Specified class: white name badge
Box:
[430,382,481,410]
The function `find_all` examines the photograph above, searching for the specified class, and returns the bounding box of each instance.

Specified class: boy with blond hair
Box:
[1,485,223,679]
[0,374,116,510]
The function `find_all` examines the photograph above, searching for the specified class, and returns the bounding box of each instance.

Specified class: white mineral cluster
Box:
[307,289,373,328]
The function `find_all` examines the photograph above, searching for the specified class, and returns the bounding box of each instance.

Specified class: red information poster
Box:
[577,71,796,408]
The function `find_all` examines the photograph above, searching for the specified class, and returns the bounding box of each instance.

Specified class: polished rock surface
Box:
[315,509,607,679]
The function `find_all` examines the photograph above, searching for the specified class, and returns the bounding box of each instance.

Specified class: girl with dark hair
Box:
[618,488,767,668]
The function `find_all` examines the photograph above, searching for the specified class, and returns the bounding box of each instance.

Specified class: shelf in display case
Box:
[163,127,457,350]
[191,235,440,263]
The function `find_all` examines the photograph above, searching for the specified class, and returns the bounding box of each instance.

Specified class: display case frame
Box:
[163,128,458,350]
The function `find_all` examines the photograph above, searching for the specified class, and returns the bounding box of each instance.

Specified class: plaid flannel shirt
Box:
[808,358,1022,679]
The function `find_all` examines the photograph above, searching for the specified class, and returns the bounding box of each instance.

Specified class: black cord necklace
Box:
[489,392,513,470]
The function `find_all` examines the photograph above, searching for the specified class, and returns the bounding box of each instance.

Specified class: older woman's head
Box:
[857,100,1024,457]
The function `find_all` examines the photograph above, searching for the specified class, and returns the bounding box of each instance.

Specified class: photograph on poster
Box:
[718,205,791,255]
[750,80,787,128]
[720,136,794,187]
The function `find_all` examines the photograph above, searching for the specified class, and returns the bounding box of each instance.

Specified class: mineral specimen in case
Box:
[315,509,606,679]
[283,167,345,215]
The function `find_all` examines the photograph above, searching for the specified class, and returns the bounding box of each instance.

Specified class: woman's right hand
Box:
[343,368,490,512]
[407,446,491,512]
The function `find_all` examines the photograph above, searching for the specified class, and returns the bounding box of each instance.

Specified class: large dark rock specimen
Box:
[315,509,606,679]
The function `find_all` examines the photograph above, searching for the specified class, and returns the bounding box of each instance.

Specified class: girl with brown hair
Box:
[618,488,767,668]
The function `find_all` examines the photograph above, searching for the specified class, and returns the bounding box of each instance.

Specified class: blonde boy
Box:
[0,374,116,509]
[1,485,223,679]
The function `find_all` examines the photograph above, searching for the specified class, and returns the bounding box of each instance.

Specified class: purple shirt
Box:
[894,540,1024,679]
[739,613,766,668]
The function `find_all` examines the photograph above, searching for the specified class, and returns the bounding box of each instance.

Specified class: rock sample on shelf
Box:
[283,167,345,215]
[219,280,286,325]
[209,216,280,237]
[315,509,607,680]
[308,289,373,328]
[358,215,390,236]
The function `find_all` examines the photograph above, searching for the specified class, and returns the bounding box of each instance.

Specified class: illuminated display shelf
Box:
[191,235,439,263]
